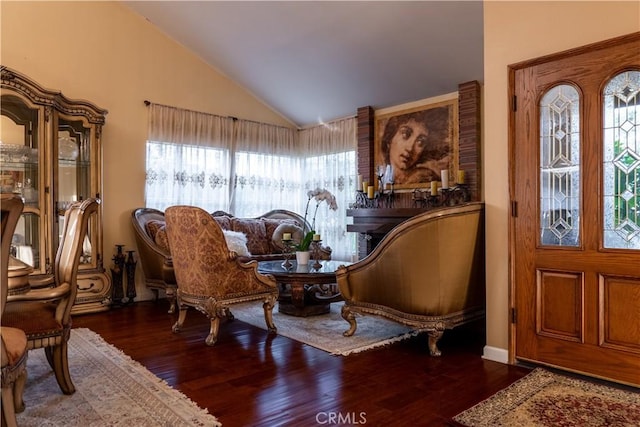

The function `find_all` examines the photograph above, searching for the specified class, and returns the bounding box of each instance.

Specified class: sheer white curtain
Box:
[299,117,358,261]
[231,121,301,216]
[145,104,358,260]
[145,104,234,212]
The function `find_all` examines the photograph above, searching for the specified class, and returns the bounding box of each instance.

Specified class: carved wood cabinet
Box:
[0,66,111,314]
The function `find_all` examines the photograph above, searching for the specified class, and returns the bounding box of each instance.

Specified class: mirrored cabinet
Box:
[1,66,111,314]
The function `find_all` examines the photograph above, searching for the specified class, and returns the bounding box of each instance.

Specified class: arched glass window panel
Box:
[539,84,581,247]
[603,70,640,249]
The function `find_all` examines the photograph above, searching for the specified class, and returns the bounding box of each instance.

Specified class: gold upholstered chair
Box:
[1,194,28,427]
[335,202,486,357]
[3,198,99,396]
[164,205,279,346]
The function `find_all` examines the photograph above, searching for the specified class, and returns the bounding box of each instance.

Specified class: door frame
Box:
[507,32,640,366]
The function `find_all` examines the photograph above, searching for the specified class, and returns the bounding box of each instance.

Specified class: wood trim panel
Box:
[599,275,640,354]
[536,269,584,342]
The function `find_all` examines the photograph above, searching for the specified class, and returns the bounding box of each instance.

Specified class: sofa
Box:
[335,202,485,357]
[131,207,332,312]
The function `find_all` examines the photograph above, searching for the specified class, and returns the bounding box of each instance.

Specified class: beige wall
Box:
[483,1,639,360]
[1,1,293,299]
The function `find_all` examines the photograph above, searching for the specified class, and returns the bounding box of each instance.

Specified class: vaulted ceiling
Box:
[123,1,484,128]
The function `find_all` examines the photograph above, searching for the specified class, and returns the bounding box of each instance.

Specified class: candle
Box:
[367,185,374,199]
[430,181,438,196]
[457,170,465,184]
[282,233,292,241]
[357,174,363,191]
[362,180,368,193]
[441,170,449,189]
[313,234,321,241]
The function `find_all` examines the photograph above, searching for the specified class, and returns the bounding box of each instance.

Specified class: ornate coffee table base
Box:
[258,260,349,317]
[277,283,332,317]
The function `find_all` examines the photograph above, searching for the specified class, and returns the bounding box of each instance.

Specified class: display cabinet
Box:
[1,66,111,314]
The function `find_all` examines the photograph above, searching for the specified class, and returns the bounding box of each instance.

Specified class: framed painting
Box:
[374,98,458,190]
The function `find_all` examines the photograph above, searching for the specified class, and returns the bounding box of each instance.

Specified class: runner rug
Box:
[452,368,640,427]
[16,328,221,427]
[232,301,419,356]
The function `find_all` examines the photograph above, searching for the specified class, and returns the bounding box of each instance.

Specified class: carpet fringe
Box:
[335,330,422,356]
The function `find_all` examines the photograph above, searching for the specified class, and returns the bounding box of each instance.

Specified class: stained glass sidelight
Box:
[603,71,640,249]
[539,85,581,247]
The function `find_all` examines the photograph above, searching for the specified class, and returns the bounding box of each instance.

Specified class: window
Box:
[145,104,358,260]
[145,141,230,212]
[603,70,640,249]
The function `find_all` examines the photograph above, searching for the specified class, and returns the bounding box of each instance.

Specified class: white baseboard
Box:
[482,346,509,364]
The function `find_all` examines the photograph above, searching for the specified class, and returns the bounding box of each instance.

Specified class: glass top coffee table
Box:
[257,260,350,317]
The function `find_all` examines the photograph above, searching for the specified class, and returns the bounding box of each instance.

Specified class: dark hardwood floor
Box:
[73,300,532,427]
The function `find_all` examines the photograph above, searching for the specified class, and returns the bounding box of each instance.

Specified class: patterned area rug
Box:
[233,301,419,355]
[17,328,220,427]
[452,368,640,427]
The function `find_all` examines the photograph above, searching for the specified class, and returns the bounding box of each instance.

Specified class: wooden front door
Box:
[511,32,640,386]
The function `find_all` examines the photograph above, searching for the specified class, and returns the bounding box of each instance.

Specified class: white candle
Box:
[313,234,321,241]
[357,174,363,191]
[282,233,291,241]
[441,170,449,189]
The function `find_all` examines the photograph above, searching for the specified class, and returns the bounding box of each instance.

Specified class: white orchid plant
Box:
[295,188,338,251]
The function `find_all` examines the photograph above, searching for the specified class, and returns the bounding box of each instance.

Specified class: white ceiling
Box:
[123,1,484,128]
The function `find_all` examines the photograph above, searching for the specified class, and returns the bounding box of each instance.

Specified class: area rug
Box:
[452,368,640,427]
[17,328,221,427]
[232,301,419,356]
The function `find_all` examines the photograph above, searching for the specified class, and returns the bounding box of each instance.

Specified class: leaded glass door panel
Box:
[511,33,640,386]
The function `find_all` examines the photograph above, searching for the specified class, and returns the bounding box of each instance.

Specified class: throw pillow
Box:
[212,215,232,230]
[230,218,269,255]
[154,225,170,253]
[145,219,165,240]
[271,223,304,251]
[222,230,251,257]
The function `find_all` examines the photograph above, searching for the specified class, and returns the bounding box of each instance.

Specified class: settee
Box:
[335,202,485,357]
[131,208,332,312]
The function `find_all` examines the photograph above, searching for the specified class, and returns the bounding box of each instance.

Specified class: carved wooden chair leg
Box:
[341,305,358,337]
[427,330,444,357]
[165,287,177,314]
[50,342,75,394]
[205,316,221,346]
[262,295,277,333]
[172,306,188,333]
[13,369,26,413]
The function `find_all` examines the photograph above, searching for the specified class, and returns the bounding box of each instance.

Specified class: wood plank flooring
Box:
[73,300,532,426]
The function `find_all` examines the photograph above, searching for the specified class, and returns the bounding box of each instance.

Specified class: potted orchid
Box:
[295,188,338,253]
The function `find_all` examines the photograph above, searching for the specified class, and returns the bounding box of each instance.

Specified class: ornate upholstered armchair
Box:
[335,202,486,356]
[1,194,28,427]
[3,198,99,395]
[164,205,279,346]
[131,208,177,313]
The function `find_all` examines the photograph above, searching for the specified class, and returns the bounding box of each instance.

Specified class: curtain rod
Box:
[143,99,298,129]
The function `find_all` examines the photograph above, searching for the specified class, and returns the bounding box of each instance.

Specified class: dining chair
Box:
[1,193,28,427]
[2,198,99,395]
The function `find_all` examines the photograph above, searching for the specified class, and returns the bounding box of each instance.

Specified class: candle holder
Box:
[281,239,294,270]
[125,250,137,303]
[311,240,323,270]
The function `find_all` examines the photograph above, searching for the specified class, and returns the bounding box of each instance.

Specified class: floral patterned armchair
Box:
[164,205,279,346]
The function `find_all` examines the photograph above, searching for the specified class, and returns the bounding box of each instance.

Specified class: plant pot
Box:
[295,251,310,265]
